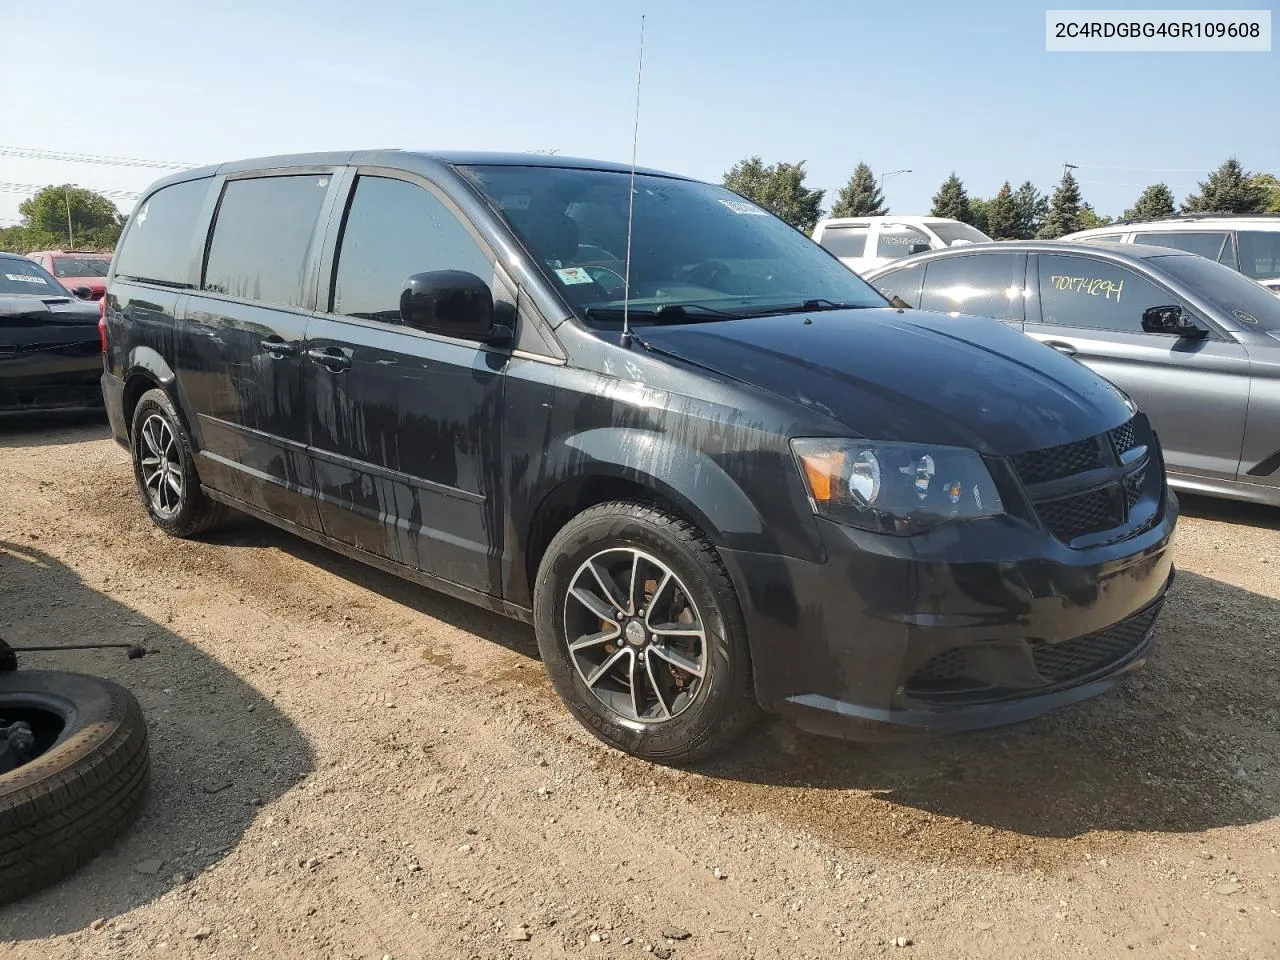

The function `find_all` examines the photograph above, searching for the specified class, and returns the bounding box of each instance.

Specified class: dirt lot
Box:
[1,414,1278,959]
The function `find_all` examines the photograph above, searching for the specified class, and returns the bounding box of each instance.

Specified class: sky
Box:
[1,0,1275,228]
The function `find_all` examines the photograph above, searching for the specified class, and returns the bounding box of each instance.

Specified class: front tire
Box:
[130,388,226,537]
[533,501,759,763]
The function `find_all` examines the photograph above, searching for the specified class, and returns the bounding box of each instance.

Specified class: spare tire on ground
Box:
[0,670,150,905]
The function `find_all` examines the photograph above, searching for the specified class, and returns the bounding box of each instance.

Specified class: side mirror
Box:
[72,285,93,299]
[1141,305,1208,340]
[888,294,911,310]
[399,270,510,343]
[908,243,931,255]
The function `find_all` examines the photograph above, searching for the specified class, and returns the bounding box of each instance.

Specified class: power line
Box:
[0,145,195,169]
[0,180,139,200]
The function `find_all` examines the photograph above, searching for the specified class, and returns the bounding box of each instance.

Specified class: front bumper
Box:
[721,487,1177,740]
[0,346,104,413]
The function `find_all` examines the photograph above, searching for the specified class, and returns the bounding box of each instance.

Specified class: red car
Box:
[24,250,112,318]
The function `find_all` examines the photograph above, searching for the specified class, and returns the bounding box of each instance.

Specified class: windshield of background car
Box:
[1154,252,1280,331]
[927,221,991,245]
[459,165,887,324]
[52,256,110,278]
[0,257,67,295]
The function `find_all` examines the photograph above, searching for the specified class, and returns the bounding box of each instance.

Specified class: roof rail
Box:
[1109,211,1280,226]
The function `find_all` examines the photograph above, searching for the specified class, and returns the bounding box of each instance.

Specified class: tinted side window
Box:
[876,224,931,259]
[818,226,868,258]
[918,254,1021,320]
[1133,231,1228,260]
[332,176,492,323]
[871,261,924,307]
[113,177,212,286]
[1237,231,1280,282]
[203,175,329,307]
[1078,234,1122,245]
[1037,254,1172,332]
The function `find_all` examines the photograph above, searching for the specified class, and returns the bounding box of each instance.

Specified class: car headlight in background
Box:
[791,438,1004,535]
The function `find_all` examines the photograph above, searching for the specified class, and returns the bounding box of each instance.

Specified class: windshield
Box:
[927,221,991,246]
[1154,253,1280,331]
[52,256,110,278]
[0,257,68,295]
[459,165,887,324]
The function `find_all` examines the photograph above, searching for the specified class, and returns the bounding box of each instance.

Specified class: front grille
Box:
[1037,486,1118,542]
[904,601,1162,703]
[1030,603,1161,683]
[1010,436,1102,485]
[1110,420,1137,457]
[1124,464,1146,510]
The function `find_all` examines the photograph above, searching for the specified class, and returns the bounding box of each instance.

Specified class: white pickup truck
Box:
[812,215,991,275]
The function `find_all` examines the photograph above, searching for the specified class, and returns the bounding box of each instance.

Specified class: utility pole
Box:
[64,185,74,248]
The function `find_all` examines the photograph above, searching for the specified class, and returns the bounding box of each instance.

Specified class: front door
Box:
[306,172,506,594]
[175,172,339,529]
[1024,252,1249,481]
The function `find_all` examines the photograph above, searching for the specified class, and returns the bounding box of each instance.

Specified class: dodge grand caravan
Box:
[101,151,1177,762]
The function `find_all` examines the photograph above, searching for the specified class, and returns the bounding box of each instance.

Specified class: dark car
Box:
[101,152,1177,761]
[865,241,1280,508]
[1,252,104,412]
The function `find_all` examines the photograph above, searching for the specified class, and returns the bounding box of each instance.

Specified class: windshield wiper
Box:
[584,303,738,324]
[733,298,873,318]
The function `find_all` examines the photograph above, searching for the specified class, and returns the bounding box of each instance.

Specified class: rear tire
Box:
[0,671,151,906]
[130,388,227,537]
[533,501,759,764]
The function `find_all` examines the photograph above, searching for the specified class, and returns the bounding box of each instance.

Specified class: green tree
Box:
[1182,158,1268,214]
[985,182,1018,239]
[1123,183,1175,221]
[16,184,125,250]
[722,156,825,233]
[1038,171,1083,238]
[1012,181,1048,239]
[968,197,990,234]
[829,162,887,218]
[1250,173,1280,214]
[930,172,972,223]
[1078,204,1113,230]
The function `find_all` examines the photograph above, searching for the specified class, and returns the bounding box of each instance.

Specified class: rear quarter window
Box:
[113,177,213,287]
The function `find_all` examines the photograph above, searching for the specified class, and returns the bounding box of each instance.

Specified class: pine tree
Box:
[1182,158,1268,214]
[985,182,1018,239]
[930,172,972,223]
[1038,171,1083,239]
[1123,183,1176,221]
[1012,181,1048,239]
[829,163,887,218]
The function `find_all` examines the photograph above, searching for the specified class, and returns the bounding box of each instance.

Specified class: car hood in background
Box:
[0,294,101,326]
[636,308,1133,455]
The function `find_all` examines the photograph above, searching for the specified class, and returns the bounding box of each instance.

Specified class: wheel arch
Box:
[121,347,178,439]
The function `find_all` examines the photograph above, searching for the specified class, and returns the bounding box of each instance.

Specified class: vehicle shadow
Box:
[0,410,110,449]
[1176,491,1280,531]
[694,569,1280,846]
[0,539,315,939]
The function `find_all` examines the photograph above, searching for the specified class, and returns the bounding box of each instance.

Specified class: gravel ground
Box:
[1,413,1277,959]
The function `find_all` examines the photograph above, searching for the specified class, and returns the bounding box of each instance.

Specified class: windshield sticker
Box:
[1049,275,1123,302]
[501,194,531,211]
[718,198,768,216]
[1234,310,1258,325]
[4,273,49,285]
[555,266,595,285]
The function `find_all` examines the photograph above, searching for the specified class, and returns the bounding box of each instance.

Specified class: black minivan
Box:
[101,151,1177,761]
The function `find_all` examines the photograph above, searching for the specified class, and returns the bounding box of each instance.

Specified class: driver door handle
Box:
[306,346,352,372]
[259,337,298,357]
[1043,340,1078,357]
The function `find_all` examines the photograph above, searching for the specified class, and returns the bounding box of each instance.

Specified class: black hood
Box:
[635,308,1133,455]
[0,293,100,326]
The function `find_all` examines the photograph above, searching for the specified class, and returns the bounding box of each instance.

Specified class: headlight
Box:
[791,438,1004,535]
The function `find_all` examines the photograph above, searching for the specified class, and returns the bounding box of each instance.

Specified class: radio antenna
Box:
[621,14,645,345]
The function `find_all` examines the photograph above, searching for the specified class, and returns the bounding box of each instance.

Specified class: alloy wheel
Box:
[138,413,184,518]
[563,547,708,724]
